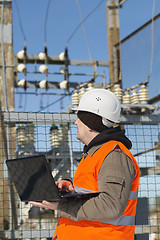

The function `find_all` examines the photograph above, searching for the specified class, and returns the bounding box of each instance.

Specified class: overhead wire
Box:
[38,94,68,113]
[124,0,156,93]
[23,93,27,112]
[13,0,27,46]
[146,0,155,84]
[75,1,92,60]
[13,0,28,110]
[75,0,94,60]
[41,0,53,112]
[44,0,52,48]
[66,0,105,47]
[14,0,29,111]
[38,87,79,112]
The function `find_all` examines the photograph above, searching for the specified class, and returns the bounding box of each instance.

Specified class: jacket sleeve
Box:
[57,148,136,221]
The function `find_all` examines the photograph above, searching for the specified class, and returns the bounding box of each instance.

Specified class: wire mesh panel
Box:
[125,123,160,240]
[0,112,160,239]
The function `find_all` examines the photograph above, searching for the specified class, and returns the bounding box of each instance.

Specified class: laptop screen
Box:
[6,155,61,202]
[6,155,99,202]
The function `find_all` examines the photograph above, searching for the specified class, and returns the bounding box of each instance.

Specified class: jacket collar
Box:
[83,126,132,154]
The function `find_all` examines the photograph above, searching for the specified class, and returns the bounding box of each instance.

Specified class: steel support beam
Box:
[16,54,109,67]
[3,112,160,125]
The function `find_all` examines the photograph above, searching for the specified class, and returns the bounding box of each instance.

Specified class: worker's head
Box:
[74,89,121,137]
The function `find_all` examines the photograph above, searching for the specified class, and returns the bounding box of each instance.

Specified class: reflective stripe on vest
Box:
[74,186,137,226]
[74,186,97,193]
[104,215,135,225]
[129,190,138,200]
[74,186,138,200]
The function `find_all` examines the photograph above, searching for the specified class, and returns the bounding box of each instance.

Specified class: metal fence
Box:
[0,111,160,240]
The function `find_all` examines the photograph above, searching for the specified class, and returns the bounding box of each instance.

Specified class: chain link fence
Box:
[0,111,160,239]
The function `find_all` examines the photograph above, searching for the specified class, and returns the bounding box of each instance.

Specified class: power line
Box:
[66,0,105,47]
[75,0,92,60]
[146,0,155,84]
[13,0,27,46]
[44,0,52,48]
[38,94,68,113]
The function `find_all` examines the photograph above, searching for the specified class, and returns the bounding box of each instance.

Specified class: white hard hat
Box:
[73,89,121,123]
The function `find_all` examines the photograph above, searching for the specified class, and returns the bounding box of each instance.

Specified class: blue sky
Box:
[12,0,160,112]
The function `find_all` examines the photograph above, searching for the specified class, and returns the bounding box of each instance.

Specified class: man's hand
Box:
[29,180,74,210]
[56,180,74,192]
[29,200,59,210]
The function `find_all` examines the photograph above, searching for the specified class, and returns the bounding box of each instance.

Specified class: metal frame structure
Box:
[3,111,160,125]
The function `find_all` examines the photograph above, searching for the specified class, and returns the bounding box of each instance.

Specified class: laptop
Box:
[6,155,99,202]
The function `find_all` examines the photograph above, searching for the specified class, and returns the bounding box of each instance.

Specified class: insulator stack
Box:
[86,82,94,91]
[50,126,60,148]
[79,87,85,101]
[72,89,79,107]
[113,84,123,101]
[16,124,35,155]
[16,124,26,146]
[25,124,34,144]
[59,124,68,146]
[123,90,130,104]
[131,89,139,104]
[139,84,148,104]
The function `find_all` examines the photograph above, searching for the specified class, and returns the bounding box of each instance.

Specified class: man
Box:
[30,89,140,240]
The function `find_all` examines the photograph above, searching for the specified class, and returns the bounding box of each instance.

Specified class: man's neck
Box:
[84,131,100,146]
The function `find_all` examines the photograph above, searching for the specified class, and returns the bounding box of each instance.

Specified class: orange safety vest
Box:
[53,140,140,240]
